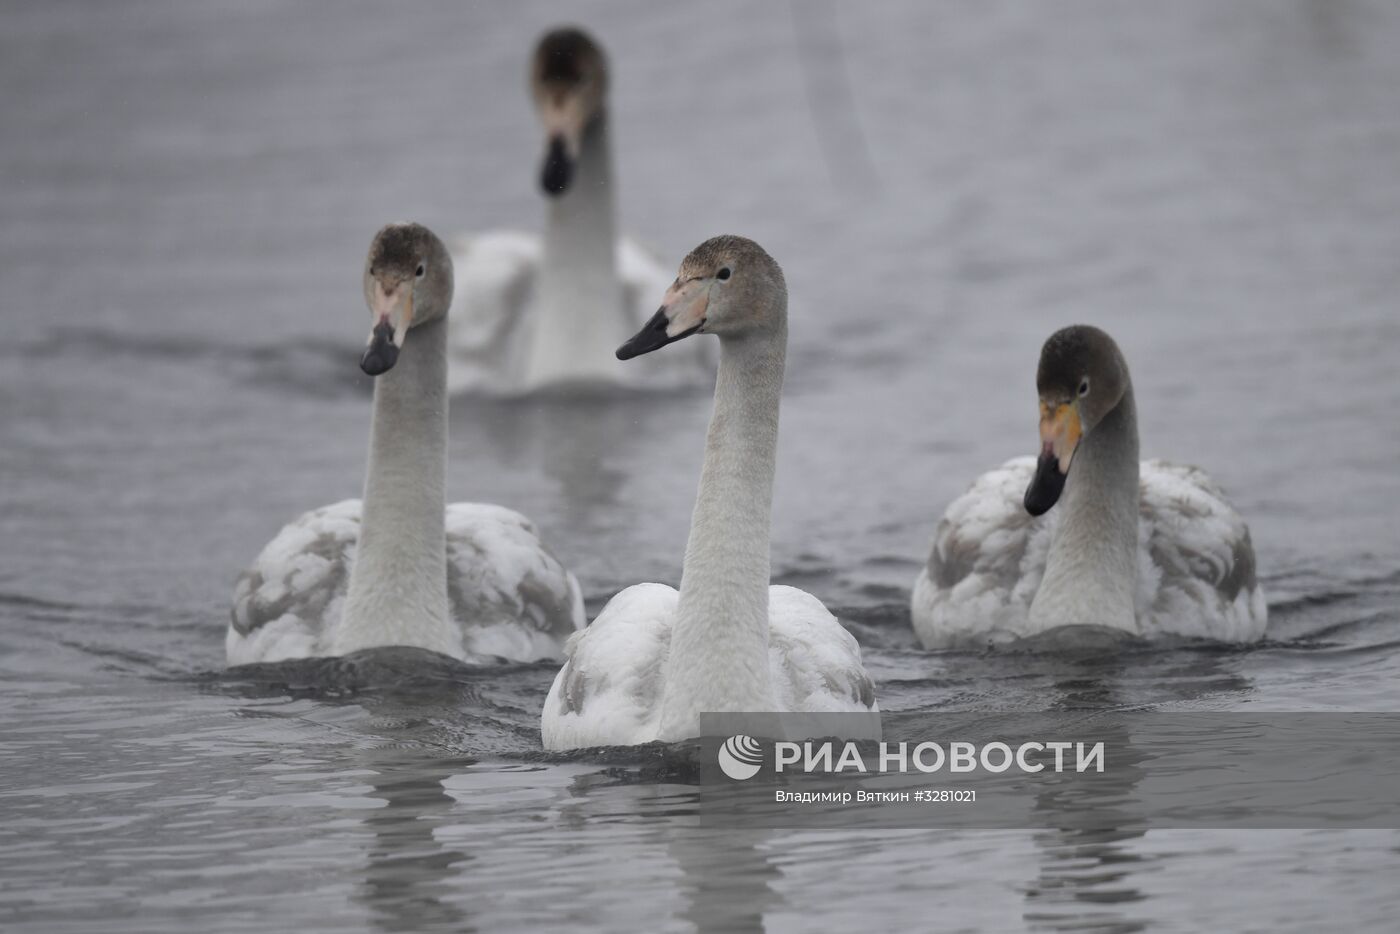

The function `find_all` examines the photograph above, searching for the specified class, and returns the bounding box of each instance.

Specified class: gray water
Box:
[3,1,1400,931]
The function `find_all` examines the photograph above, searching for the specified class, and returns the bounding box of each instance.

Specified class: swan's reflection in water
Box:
[351,749,477,934]
[318,625,1256,933]
[342,737,784,934]
[1023,824,1151,934]
[1021,649,1247,932]
[1021,717,1151,934]
[667,828,783,934]
[452,390,710,533]
[550,765,784,933]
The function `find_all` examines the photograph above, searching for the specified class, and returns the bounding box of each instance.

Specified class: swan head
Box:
[617,235,787,360]
[360,223,454,376]
[1024,325,1131,516]
[531,27,607,197]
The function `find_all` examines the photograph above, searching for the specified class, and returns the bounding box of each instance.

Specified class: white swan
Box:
[912,325,1267,648]
[229,223,584,665]
[541,236,878,749]
[447,28,714,396]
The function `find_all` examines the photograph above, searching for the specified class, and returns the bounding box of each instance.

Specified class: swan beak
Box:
[361,281,413,376]
[361,320,398,376]
[616,279,708,360]
[540,134,574,196]
[538,95,583,196]
[1024,401,1081,516]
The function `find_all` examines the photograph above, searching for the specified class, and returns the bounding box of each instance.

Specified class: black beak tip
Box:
[541,169,571,197]
[1023,489,1053,517]
[360,322,399,376]
[360,344,398,376]
[1023,452,1068,517]
[616,307,677,361]
[540,136,573,197]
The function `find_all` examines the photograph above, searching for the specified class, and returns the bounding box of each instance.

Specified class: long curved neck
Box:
[336,316,457,658]
[528,114,624,388]
[1029,386,1140,633]
[659,327,786,740]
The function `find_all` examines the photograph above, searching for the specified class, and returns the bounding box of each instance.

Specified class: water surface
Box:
[3,2,1400,931]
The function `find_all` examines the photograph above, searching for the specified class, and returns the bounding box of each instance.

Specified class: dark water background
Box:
[3,2,1400,931]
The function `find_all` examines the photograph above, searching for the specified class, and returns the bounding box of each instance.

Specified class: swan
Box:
[228,223,584,665]
[912,325,1267,648]
[447,27,714,395]
[541,236,878,749]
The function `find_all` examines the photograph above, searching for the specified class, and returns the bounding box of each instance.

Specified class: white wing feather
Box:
[1134,460,1267,641]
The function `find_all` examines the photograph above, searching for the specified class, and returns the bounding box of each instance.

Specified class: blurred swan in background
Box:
[912,325,1267,648]
[448,28,714,395]
[228,224,583,666]
[542,236,877,749]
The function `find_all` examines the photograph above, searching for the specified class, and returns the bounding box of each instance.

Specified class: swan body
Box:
[228,223,583,666]
[911,457,1267,648]
[542,235,877,749]
[447,231,705,395]
[912,326,1266,648]
[543,584,874,749]
[447,28,713,396]
[229,500,583,665]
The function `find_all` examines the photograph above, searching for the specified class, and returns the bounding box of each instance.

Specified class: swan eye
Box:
[1078,378,1090,397]
[716,267,731,281]
[415,264,426,278]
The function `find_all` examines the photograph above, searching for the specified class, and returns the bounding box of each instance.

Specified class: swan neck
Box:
[659,325,787,738]
[337,316,456,657]
[530,115,623,388]
[545,114,616,246]
[1030,385,1140,633]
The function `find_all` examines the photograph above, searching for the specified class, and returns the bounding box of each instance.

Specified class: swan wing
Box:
[911,457,1052,648]
[1135,461,1268,641]
[446,231,541,394]
[542,583,676,750]
[227,499,361,665]
[445,503,585,661]
[767,586,878,712]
